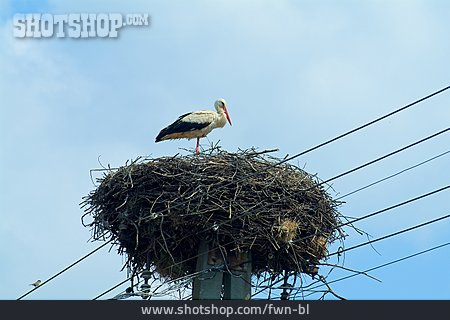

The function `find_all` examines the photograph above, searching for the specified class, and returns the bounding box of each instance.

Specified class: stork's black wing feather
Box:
[155,112,210,142]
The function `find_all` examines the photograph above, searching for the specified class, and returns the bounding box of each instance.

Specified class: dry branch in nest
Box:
[81,147,344,281]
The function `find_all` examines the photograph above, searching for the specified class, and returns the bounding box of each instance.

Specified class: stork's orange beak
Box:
[225,108,232,126]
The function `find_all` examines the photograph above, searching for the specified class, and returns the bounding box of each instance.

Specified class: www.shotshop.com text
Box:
[141,303,310,317]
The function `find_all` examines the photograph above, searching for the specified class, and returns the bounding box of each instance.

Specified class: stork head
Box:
[214,98,232,126]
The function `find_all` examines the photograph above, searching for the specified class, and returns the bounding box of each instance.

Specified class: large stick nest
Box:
[81,148,344,280]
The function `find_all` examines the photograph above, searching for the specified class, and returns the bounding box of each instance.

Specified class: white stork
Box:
[155,99,232,153]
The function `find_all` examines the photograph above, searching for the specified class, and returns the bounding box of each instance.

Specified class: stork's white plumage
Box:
[155,99,232,153]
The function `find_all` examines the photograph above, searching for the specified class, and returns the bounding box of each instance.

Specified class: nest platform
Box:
[82,148,344,280]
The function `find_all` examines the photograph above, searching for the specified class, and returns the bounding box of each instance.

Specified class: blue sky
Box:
[1,0,449,299]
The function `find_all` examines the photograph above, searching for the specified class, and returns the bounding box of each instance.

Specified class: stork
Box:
[155,98,232,153]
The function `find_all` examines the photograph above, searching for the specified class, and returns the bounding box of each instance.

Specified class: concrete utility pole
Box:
[192,241,251,300]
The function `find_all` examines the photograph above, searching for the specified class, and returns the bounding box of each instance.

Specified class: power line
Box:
[168,87,450,214]
[102,215,450,300]
[304,241,450,294]
[336,149,450,200]
[91,154,450,299]
[318,127,449,188]
[27,86,450,300]
[17,240,112,300]
[266,222,450,298]
[279,85,450,165]
[203,129,448,252]
[93,138,450,298]
[172,126,448,249]
[263,240,450,299]
[170,184,450,269]
[93,185,450,299]
[158,186,450,283]
[91,88,450,274]
[91,129,450,295]
[199,128,449,244]
[328,213,450,257]
[89,86,450,231]
[98,267,207,300]
[337,184,450,229]
[93,277,130,300]
[288,183,450,243]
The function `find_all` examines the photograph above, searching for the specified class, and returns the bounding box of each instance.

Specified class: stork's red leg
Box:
[195,137,200,154]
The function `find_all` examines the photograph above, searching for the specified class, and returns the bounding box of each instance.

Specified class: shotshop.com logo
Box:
[13,13,149,38]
